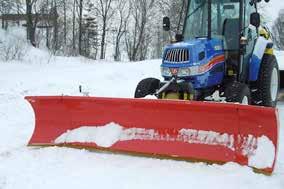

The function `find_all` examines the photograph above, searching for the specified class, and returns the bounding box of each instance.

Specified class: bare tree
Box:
[81,2,99,59]
[1,0,189,61]
[26,0,38,46]
[0,26,28,61]
[78,0,83,55]
[51,0,59,52]
[63,0,67,46]
[95,0,115,59]
[125,0,155,61]
[72,0,77,54]
[113,0,130,61]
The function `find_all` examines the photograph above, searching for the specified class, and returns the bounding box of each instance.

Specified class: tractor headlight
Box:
[161,66,201,77]
[189,66,199,76]
[178,67,199,77]
[161,67,172,77]
[177,68,191,77]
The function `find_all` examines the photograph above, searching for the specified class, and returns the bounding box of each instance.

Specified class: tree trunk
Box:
[46,0,50,49]
[78,0,83,55]
[63,0,67,46]
[26,0,36,46]
[114,35,121,61]
[52,1,59,52]
[100,20,106,59]
[177,0,186,32]
[1,17,4,29]
[72,0,76,54]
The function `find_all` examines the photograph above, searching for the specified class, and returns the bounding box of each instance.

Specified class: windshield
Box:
[183,0,240,40]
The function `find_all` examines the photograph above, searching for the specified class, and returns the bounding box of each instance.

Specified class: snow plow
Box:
[26,96,279,174]
[26,0,280,174]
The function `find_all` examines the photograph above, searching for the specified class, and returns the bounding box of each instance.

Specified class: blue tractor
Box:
[135,0,281,107]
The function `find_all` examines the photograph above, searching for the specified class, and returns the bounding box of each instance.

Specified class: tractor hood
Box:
[162,38,224,67]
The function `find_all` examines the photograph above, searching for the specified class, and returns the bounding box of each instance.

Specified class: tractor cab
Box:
[184,0,241,46]
[135,0,279,108]
[181,0,261,82]
[151,0,279,107]
[162,0,262,82]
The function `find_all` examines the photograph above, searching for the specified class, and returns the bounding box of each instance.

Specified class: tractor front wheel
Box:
[225,82,251,105]
[134,78,160,98]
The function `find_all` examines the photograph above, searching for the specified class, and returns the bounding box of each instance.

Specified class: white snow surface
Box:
[0,48,284,189]
[248,136,276,169]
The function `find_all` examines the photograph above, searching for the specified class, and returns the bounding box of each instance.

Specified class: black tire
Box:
[134,78,160,98]
[225,82,251,104]
[280,70,284,90]
[251,55,279,107]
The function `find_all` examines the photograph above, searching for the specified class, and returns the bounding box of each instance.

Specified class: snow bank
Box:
[0,28,28,61]
[22,47,53,64]
[0,27,54,64]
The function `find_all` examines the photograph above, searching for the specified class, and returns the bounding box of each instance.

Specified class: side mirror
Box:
[250,12,260,28]
[163,17,170,31]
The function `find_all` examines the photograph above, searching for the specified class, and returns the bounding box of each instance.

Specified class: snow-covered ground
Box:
[0,50,284,189]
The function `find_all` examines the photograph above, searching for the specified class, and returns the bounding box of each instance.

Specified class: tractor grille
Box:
[164,48,189,63]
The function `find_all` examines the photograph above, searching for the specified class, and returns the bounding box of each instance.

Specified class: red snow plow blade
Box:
[25,96,279,174]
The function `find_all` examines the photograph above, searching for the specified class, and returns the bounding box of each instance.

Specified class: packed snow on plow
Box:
[25,96,279,174]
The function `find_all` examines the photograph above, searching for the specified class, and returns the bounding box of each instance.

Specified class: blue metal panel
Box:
[161,38,225,89]
[248,37,271,81]
[194,65,224,89]
[249,54,261,81]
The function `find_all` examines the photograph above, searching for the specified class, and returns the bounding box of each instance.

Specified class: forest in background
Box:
[0,0,188,62]
[0,0,283,62]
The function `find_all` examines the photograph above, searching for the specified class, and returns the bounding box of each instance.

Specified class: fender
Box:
[249,37,273,81]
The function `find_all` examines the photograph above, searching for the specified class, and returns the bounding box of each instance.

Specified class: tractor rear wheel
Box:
[225,82,251,105]
[251,55,279,107]
[134,78,160,98]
